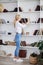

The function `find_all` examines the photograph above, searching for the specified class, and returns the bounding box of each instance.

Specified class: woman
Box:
[13,14,30,62]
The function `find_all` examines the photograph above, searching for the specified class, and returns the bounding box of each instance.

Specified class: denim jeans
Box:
[14,33,21,57]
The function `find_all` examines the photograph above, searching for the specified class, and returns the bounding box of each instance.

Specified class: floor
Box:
[0,56,43,65]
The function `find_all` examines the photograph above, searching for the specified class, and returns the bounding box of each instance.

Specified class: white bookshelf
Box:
[0,0,43,59]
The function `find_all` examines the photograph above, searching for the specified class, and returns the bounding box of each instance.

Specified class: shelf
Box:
[0,12,17,14]
[20,46,39,50]
[0,34,42,37]
[29,23,40,25]
[0,11,40,14]
[40,35,43,37]
[22,35,42,37]
[0,45,39,48]
[0,2,17,3]
[0,22,40,25]
[0,22,14,24]
[18,0,40,2]
[0,0,17,3]
[18,11,40,13]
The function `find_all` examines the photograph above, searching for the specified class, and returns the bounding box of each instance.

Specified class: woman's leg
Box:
[14,34,21,57]
[15,41,20,57]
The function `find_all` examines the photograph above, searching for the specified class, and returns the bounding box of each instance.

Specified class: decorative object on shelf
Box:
[7,53,12,57]
[26,32,29,35]
[31,42,38,47]
[37,18,40,23]
[19,50,27,58]
[0,39,7,45]
[33,30,40,35]
[29,53,38,64]
[20,41,26,46]
[3,7,22,12]
[13,7,22,12]
[0,40,3,45]
[41,18,43,23]
[37,18,43,23]
[13,7,18,12]
[19,18,28,23]
[7,21,9,23]
[35,5,40,11]
[19,7,22,12]
[0,4,22,12]
[0,19,6,24]
[31,21,36,23]
[0,50,6,56]
[8,32,12,35]
[3,9,8,12]
[29,9,31,12]
[25,18,28,23]
[5,41,16,46]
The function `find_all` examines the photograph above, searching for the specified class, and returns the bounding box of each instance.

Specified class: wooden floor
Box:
[0,56,43,65]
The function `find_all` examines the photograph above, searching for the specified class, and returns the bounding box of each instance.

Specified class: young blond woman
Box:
[13,14,30,62]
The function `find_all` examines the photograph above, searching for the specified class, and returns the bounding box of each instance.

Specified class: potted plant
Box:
[37,41,43,50]
[29,53,38,64]
[37,41,43,60]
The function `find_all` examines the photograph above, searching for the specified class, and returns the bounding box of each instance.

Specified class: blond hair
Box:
[15,14,21,21]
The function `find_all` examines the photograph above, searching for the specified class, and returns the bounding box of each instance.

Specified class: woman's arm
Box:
[26,18,30,25]
[22,28,25,35]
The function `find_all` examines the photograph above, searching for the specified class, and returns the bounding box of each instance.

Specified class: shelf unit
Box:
[0,0,43,43]
[0,0,43,59]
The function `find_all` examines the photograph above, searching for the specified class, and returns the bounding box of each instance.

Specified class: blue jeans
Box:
[14,33,21,57]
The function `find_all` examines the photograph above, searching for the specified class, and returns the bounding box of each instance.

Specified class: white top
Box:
[15,21,26,34]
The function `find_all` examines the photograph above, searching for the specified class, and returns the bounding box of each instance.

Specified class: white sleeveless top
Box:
[15,21,26,34]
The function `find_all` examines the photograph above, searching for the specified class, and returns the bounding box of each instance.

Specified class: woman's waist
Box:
[16,32,21,35]
[16,30,22,34]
